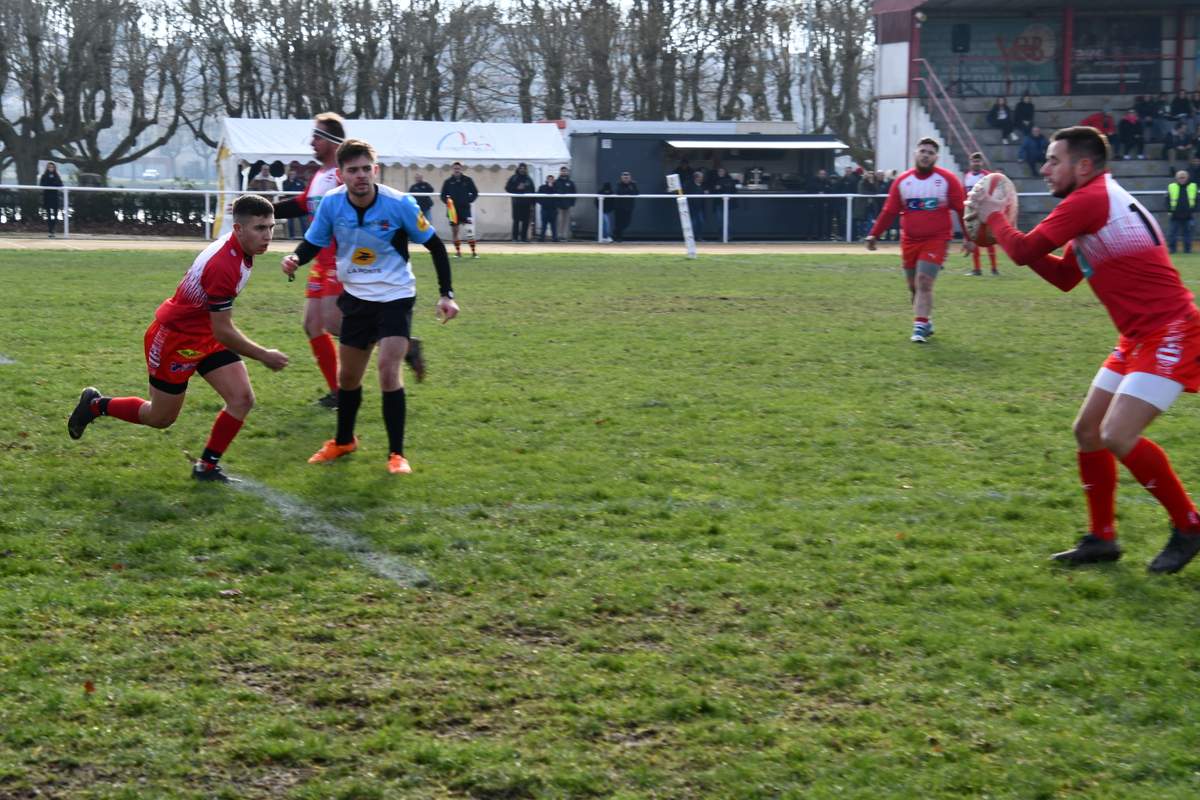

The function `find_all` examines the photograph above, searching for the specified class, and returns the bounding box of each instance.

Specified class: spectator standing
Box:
[596,182,615,242]
[439,162,480,259]
[1170,90,1194,127]
[505,163,536,242]
[1019,126,1050,176]
[281,168,307,239]
[537,174,559,241]
[407,172,435,217]
[1117,108,1145,160]
[1168,169,1196,254]
[1014,93,1036,138]
[711,167,738,239]
[684,170,709,239]
[613,171,639,242]
[856,169,879,240]
[553,166,577,242]
[1189,155,1200,185]
[39,161,63,238]
[1151,92,1172,142]
[805,168,836,240]
[987,97,1017,143]
[1135,95,1156,141]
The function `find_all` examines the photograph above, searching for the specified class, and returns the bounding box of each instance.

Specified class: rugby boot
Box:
[387,453,413,475]
[910,322,933,344]
[67,387,102,440]
[1147,527,1200,574]
[405,337,426,382]
[192,462,241,483]
[308,437,358,464]
[316,390,339,409]
[1050,534,1122,565]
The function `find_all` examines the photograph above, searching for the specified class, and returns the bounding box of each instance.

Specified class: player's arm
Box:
[209,307,289,370]
[988,214,1083,291]
[396,200,459,323]
[466,179,478,204]
[281,197,335,278]
[439,181,450,205]
[271,197,307,219]
[865,182,902,247]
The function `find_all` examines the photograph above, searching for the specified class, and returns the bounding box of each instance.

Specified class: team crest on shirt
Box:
[416,212,430,231]
[352,248,377,266]
[176,348,202,358]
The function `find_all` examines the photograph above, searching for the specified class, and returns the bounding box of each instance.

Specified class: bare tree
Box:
[805,0,875,162]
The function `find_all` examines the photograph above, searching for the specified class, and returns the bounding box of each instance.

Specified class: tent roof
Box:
[219,119,570,167]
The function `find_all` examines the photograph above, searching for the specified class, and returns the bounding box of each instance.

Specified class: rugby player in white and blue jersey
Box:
[281,138,460,475]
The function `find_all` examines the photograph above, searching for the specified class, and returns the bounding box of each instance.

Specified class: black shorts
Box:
[148,348,241,395]
[450,205,472,224]
[337,293,415,350]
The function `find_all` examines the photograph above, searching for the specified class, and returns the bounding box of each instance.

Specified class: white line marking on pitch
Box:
[234,478,432,588]
[0,354,14,365]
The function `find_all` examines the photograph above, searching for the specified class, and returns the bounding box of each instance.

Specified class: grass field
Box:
[5,246,1200,799]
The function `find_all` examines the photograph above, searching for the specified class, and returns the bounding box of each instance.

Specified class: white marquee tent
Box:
[214,118,572,238]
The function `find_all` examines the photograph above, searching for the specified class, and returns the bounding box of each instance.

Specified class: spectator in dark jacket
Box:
[1117,109,1145,160]
[684,170,709,239]
[505,163,536,242]
[537,174,559,241]
[282,167,307,238]
[1019,126,1050,176]
[1171,90,1194,125]
[39,161,63,237]
[1014,93,1036,137]
[1163,123,1195,163]
[439,162,480,258]
[613,171,639,242]
[987,97,1017,143]
[1149,92,1171,142]
[553,166,577,242]
[407,173,435,215]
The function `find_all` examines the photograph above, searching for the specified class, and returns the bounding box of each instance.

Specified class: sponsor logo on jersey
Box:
[416,212,430,231]
[352,248,377,266]
[378,220,390,232]
[169,361,198,374]
[906,198,941,211]
[176,348,202,358]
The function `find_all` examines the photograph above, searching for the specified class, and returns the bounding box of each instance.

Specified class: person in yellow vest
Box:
[1168,170,1196,254]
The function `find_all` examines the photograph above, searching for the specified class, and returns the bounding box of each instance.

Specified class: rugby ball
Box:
[964,172,1018,247]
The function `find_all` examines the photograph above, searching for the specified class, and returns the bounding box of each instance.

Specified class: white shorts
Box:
[1092,367,1184,412]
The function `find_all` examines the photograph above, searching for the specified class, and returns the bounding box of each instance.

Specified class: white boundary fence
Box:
[0,184,1176,244]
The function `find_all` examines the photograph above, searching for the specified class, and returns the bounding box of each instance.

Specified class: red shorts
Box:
[901,239,948,270]
[305,260,344,299]
[1102,310,1200,393]
[144,321,225,388]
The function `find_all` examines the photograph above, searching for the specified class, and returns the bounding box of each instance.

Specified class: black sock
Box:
[336,387,363,445]
[200,448,221,467]
[382,388,406,455]
[96,397,111,416]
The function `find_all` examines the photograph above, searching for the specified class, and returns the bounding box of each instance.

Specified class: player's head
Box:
[914,138,939,171]
[311,112,346,161]
[452,161,463,175]
[1043,126,1109,198]
[231,194,275,255]
[969,151,984,170]
[336,138,378,198]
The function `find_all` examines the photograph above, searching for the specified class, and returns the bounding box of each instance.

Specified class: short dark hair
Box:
[969,151,983,160]
[232,194,274,221]
[336,138,377,167]
[1052,126,1110,169]
[314,112,346,142]
[452,161,463,167]
[917,137,940,151]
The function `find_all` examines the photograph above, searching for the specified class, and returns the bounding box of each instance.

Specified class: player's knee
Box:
[143,408,178,429]
[1073,418,1102,450]
[224,389,255,417]
[1097,423,1135,456]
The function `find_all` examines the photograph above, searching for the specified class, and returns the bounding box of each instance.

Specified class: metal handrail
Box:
[913,58,987,167]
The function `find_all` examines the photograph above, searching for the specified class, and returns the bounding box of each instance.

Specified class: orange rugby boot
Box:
[387,453,413,475]
[308,437,358,464]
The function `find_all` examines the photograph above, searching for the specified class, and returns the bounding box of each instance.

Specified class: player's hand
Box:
[281,254,300,281]
[865,235,877,251]
[260,349,289,371]
[972,189,1006,223]
[436,296,460,324]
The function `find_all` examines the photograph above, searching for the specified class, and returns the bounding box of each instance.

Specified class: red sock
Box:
[469,239,477,255]
[1078,449,1117,540]
[914,316,929,324]
[1120,437,1200,532]
[453,238,461,255]
[988,246,997,269]
[309,334,338,392]
[96,397,148,424]
[203,410,244,460]
[971,249,981,271]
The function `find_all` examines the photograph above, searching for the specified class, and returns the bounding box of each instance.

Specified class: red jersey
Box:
[989,172,1194,339]
[869,166,965,242]
[154,233,253,337]
[963,168,990,192]
[296,166,341,270]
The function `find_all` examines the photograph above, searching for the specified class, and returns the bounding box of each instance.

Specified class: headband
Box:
[313,127,345,144]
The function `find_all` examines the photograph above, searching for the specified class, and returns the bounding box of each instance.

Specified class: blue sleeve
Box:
[397,194,436,246]
[304,194,336,248]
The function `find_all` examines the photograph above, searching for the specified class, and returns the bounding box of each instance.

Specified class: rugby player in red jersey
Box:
[865,138,968,343]
[962,152,999,276]
[975,125,1200,573]
[66,195,289,483]
[269,112,349,408]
